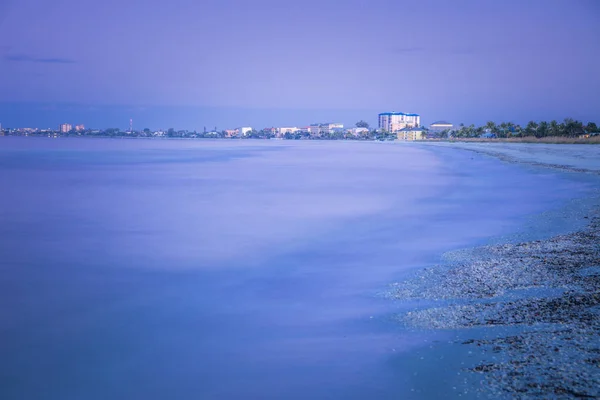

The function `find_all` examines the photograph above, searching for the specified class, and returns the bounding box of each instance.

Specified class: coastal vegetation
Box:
[441,118,599,139]
[446,136,600,144]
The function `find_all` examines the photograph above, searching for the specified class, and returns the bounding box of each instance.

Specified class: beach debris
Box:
[390,215,600,398]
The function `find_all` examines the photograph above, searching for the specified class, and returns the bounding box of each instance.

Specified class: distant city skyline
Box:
[2,102,599,132]
[1,0,599,129]
[0,103,414,131]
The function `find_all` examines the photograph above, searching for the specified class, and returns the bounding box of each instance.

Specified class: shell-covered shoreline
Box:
[391,213,600,397]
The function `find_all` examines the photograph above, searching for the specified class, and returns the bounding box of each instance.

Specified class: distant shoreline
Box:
[2,134,599,144]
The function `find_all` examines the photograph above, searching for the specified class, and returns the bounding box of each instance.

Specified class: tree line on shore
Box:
[444,119,599,138]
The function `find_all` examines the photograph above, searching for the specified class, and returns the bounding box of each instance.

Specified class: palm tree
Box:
[514,124,523,137]
[467,124,476,137]
[484,121,497,133]
[525,121,538,137]
[563,118,575,137]
[538,121,549,137]
[562,118,584,137]
[505,122,517,137]
[549,120,559,136]
[498,122,509,138]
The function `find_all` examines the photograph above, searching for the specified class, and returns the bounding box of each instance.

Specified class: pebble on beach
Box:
[390,214,600,398]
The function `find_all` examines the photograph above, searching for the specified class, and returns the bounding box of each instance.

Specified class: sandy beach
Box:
[391,143,600,398]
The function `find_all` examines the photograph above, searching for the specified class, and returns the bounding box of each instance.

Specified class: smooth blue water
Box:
[0,138,594,399]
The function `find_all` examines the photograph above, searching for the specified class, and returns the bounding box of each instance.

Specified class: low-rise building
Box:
[350,127,369,135]
[397,127,426,141]
[75,124,85,132]
[277,127,299,135]
[309,123,344,135]
[309,124,320,135]
[262,127,278,136]
[238,127,253,136]
[325,123,343,134]
[224,129,238,138]
[429,121,453,131]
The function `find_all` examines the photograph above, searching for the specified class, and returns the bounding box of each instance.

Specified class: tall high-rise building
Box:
[59,123,72,133]
[378,112,420,132]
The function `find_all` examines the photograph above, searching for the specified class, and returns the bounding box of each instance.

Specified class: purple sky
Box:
[0,0,599,129]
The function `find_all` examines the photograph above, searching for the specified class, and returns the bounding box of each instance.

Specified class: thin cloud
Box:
[4,54,76,64]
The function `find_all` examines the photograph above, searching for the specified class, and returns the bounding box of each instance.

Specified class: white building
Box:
[430,121,453,131]
[321,123,344,133]
[378,112,420,132]
[277,127,299,135]
[350,127,369,135]
[239,127,253,136]
[309,123,344,135]
[59,123,72,133]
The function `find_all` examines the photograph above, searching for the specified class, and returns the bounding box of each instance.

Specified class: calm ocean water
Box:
[0,138,592,399]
